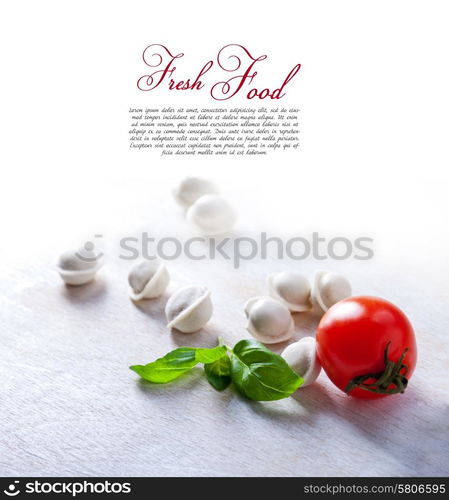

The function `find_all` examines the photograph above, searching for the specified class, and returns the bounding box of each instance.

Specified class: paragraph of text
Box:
[128,107,300,156]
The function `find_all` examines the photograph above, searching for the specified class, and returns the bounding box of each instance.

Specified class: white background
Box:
[1,0,448,476]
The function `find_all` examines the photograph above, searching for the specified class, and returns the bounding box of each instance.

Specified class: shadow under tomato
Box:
[340,386,449,475]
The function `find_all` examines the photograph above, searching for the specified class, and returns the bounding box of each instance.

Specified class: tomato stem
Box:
[344,342,409,396]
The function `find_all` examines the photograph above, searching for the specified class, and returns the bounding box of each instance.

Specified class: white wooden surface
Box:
[1,176,449,477]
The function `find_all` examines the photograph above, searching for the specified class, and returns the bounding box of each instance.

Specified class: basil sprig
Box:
[130,345,226,383]
[130,339,303,401]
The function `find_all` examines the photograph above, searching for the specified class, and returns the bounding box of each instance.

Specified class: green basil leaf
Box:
[230,339,303,401]
[130,347,198,383]
[195,345,227,364]
[130,345,227,384]
[204,354,232,391]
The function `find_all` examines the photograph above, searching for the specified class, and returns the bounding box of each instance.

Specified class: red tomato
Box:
[316,296,417,399]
